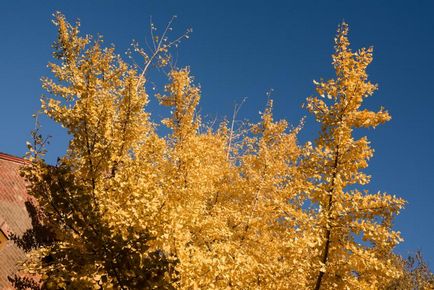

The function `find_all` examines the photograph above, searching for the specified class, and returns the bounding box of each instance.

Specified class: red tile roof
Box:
[0,152,33,289]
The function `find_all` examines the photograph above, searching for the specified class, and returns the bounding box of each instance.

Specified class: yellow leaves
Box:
[18,15,414,290]
[319,261,327,273]
[347,109,391,128]
[301,22,406,290]
[157,68,201,141]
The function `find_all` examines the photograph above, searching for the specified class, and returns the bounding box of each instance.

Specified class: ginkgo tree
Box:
[10,12,433,290]
[303,23,406,289]
[16,12,182,289]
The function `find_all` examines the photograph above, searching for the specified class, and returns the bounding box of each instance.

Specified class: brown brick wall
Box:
[0,153,33,289]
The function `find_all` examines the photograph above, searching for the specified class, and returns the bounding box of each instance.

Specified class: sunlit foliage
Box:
[12,13,433,290]
[304,23,406,289]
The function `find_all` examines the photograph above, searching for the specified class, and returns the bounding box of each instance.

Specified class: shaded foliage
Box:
[387,251,434,289]
[9,200,56,253]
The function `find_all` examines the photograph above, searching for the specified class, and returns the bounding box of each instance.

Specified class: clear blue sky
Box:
[1,0,433,266]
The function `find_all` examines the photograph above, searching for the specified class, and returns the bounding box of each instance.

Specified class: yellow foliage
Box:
[304,23,405,289]
[15,14,429,290]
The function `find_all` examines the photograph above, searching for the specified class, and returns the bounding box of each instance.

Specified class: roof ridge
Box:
[0,152,27,164]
